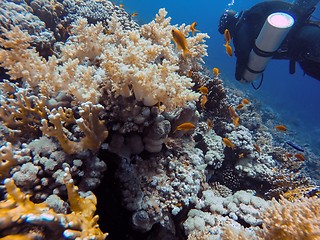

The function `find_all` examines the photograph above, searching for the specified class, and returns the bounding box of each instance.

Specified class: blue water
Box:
[119,0,320,154]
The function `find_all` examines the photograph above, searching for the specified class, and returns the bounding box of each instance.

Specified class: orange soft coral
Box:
[0,169,107,239]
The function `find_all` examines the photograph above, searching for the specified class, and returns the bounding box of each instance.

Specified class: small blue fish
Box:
[286,141,304,152]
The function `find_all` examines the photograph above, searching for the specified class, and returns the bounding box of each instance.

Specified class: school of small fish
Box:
[170,23,306,166]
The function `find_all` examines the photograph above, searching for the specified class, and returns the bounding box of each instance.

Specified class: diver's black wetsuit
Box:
[231,1,319,80]
[289,23,320,80]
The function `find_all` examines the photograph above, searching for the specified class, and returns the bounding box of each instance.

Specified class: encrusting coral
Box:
[0,168,107,239]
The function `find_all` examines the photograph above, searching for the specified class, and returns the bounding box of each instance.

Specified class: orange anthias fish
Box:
[224,43,233,56]
[275,125,287,132]
[295,153,305,161]
[241,98,250,104]
[207,119,213,129]
[131,12,138,17]
[200,95,207,109]
[172,29,192,60]
[228,106,238,119]
[190,22,199,36]
[175,122,196,132]
[233,117,240,127]
[223,137,235,149]
[213,67,220,77]
[198,86,209,95]
[224,29,231,44]
[236,103,244,110]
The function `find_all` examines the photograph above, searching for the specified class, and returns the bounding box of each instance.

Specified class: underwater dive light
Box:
[242,12,294,82]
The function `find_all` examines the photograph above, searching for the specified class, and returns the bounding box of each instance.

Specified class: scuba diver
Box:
[218,0,320,84]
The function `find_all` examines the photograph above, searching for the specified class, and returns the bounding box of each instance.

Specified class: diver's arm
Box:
[233,16,256,80]
[292,24,320,80]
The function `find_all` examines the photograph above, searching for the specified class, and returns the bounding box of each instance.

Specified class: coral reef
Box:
[0,0,318,239]
[116,142,205,232]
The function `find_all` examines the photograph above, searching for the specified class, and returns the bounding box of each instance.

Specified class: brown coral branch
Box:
[0,174,107,239]
[41,103,108,154]
[76,102,108,152]
[0,143,19,180]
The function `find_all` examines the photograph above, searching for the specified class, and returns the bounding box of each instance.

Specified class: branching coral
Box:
[41,102,108,154]
[0,143,19,180]
[0,89,47,133]
[262,196,320,240]
[0,85,108,154]
[0,26,47,87]
[0,168,107,239]
[0,8,207,110]
[0,24,104,103]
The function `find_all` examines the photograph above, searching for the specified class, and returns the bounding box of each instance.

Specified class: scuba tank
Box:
[241,12,294,82]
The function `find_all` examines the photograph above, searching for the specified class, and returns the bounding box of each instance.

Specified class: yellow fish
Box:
[206,119,213,130]
[172,29,192,60]
[198,86,208,95]
[213,67,220,77]
[228,106,238,119]
[190,22,199,36]
[223,137,235,149]
[295,153,305,161]
[224,29,231,44]
[224,43,233,56]
[131,12,138,17]
[275,125,286,132]
[233,117,240,127]
[241,98,250,104]
[174,122,196,132]
[200,95,207,109]
[236,103,244,110]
